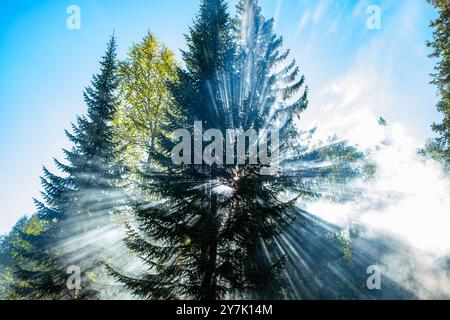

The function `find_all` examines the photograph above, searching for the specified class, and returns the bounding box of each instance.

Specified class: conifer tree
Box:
[11,36,120,299]
[426,0,450,166]
[109,0,363,300]
[109,0,235,300]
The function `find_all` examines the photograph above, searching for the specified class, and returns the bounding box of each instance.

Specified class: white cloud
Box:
[298,0,449,298]
[312,0,329,23]
[296,11,310,32]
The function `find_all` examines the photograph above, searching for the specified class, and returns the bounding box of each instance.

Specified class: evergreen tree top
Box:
[183,0,233,80]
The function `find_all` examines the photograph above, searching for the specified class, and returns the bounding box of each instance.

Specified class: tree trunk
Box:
[200,166,218,300]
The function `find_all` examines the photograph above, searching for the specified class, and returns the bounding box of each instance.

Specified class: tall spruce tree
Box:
[109,0,236,300]
[109,0,360,300]
[426,0,450,166]
[11,36,120,299]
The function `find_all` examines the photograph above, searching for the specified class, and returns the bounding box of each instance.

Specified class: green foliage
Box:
[427,0,450,166]
[425,138,449,171]
[328,230,353,266]
[0,217,29,299]
[9,36,121,300]
[113,32,179,167]
[109,0,362,301]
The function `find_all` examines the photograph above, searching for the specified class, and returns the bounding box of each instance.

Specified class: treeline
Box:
[0,0,448,300]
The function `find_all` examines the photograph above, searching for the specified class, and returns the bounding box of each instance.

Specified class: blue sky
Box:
[0,0,440,234]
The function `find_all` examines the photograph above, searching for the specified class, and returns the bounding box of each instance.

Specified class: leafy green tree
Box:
[113,32,179,166]
[0,217,31,299]
[110,0,363,300]
[11,36,121,299]
[426,0,450,166]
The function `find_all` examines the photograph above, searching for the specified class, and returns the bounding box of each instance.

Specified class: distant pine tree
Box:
[11,36,121,300]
